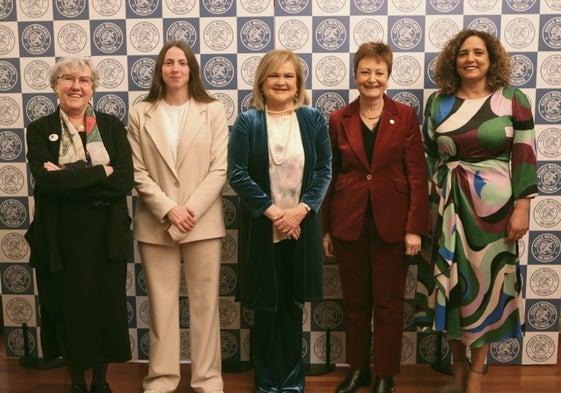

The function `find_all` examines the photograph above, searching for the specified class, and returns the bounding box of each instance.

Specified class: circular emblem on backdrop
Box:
[204,20,234,51]
[125,269,132,291]
[58,23,87,54]
[24,60,50,90]
[354,0,384,13]
[96,94,126,121]
[1,233,28,260]
[166,0,196,14]
[303,304,309,325]
[519,237,526,259]
[315,92,346,120]
[353,19,384,46]
[542,17,561,49]
[166,21,197,47]
[204,56,235,88]
[545,0,561,11]
[180,331,190,358]
[130,22,160,53]
[93,22,125,54]
[313,334,343,361]
[541,55,561,86]
[529,267,559,297]
[240,93,253,113]
[21,0,48,17]
[129,0,158,16]
[390,18,422,51]
[538,163,561,194]
[219,264,237,295]
[202,0,234,14]
[130,58,156,89]
[533,198,561,228]
[405,269,416,296]
[211,92,234,121]
[526,335,555,362]
[55,0,86,17]
[242,306,254,327]
[419,334,448,363]
[531,233,561,263]
[504,18,535,50]
[489,338,520,362]
[392,55,421,86]
[510,54,534,86]
[505,0,536,12]
[538,92,561,122]
[3,264,32,293]
[140,331,150,357]
[0,97,19,126]
[221,331,238,360]
[430,0,461,12]
[21,24,52,55]
[316,56,346,87]
[528,301,558,330]
[392,0,423,12]
[322,265,341,297]
[92,0,122,16]
[139,298,151,325]
[97,58,125,89]
[537,128,561,158]
[221,233,236,260]
[315,19,346,51]
[467,18,498,37]
[278,19,309,50]
[6,297,33,324]
[299,57,309,83]
[392,92,421,117]
[219,298,237,327]
[126,301,134,324]
[0,25,15,56]
[240,19,272,51]
[26,96,55,123]
[468,0,499,12]
[401,335,414,361]
[179,297,189,327]
[428,18,459,49]
[240,0,269,13]
[222,198,236,227]
[0,0,14,19]
[313,301,344,330]
[0,166,24,194]
[137,270,147,293]
[317,0,344,12]
[8,328,34,357]
[128,333,136,355]
[403,302,414,329]
[241,56,261,86]
[277,0,309,13]
[302,337,309,358]
[0,131,22,161]
[133,94,147,106]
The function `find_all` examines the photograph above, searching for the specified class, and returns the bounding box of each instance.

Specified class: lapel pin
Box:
[49,134,59,141]
[389,119,395,125]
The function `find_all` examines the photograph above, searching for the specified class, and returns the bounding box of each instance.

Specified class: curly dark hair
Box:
[433,29,511,94]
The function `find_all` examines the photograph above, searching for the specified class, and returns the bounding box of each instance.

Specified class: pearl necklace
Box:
[266,104,293,115]
[266,108,294,166]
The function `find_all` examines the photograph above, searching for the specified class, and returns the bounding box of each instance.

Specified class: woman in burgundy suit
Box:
[322,42,429,393]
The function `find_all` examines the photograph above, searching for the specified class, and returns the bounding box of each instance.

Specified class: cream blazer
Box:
[127,99,228,245]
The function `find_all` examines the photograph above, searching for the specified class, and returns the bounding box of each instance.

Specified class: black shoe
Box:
[335,368,371,393]
[70,384,88,393]
[89,380,112,393]
[372,376,394,393]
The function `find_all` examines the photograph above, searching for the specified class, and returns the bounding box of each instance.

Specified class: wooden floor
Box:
[1,335,560,393]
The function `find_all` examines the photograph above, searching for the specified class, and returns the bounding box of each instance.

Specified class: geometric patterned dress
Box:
[415,86,539,348]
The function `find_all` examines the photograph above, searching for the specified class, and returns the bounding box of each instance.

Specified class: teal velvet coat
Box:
[228,106,332,311]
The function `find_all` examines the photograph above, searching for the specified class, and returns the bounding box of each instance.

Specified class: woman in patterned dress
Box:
[415,30,538,393]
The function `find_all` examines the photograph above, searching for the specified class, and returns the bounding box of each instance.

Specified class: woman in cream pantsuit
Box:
[127,41,228,393]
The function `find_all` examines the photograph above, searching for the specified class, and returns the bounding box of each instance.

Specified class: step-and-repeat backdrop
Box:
[1,0,560,367]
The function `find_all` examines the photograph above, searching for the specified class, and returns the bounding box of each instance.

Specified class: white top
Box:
[160,99,190,164]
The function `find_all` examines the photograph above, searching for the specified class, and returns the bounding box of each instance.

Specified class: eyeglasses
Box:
[57,74,94,87]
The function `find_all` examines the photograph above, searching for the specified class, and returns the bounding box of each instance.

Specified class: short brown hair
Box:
[353,41,393,77]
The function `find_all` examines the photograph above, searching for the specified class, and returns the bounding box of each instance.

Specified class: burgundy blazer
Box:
[322,96,429,243]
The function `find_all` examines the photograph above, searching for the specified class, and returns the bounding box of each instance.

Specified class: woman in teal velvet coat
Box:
[227,49,332,393]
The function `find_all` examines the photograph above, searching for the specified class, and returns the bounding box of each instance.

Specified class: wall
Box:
[1,0,560,367]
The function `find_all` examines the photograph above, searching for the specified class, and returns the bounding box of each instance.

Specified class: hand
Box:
[404,232,422,256]
[273,205,306,239]
[103,165,114,176]
[166,205,196,233]
[323,233,335,258]
[43,161,61,171]
[506,202,530,243]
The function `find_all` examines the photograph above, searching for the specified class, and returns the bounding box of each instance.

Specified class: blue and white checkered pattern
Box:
[1,0,560,366]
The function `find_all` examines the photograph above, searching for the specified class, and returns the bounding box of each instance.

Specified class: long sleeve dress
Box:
[415,86,538,348]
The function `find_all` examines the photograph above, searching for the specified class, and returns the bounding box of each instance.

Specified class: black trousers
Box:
[252,240,304,393]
